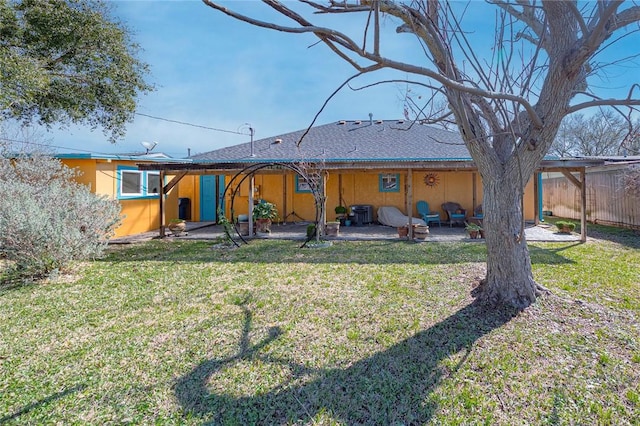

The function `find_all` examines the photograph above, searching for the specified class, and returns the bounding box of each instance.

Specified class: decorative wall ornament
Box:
[423,172,440,187]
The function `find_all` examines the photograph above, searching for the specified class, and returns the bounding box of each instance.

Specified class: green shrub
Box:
[306,223,317,239]
[0,153,121,280]
[555,220,576,232]
[252,201,278,220]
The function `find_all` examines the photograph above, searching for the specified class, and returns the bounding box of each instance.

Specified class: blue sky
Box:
[38,1,640,158]
[46,0,420,157]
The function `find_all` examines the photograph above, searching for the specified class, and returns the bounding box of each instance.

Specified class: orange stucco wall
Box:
[60,158,178,237]
[178,169,536,224]
[61,159,98,191]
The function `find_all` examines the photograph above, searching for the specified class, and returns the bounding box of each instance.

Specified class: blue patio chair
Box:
[441,201,467,227]
[416,200,441,227]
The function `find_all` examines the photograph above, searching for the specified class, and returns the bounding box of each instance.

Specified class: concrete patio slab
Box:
[110,221,580,244]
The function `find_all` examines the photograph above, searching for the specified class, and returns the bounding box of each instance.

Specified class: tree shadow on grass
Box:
[528,243,582,265]
[174,301,517,424]
[0,384,86,424]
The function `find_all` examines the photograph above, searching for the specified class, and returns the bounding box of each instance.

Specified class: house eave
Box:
[138,157,607,173]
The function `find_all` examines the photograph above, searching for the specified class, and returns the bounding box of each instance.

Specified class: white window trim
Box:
[146,171,160,195]
[118,167,161,199]
[121,170,144,197]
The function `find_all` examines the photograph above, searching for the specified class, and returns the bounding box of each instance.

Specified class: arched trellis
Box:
[219,162,326,248]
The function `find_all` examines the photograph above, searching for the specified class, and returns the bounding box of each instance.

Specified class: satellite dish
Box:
[141,141,158,154]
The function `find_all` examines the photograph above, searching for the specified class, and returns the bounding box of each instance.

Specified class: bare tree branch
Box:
[608,4,640,33]
[202,0,367,71]
[582,1,623,53]
[566,0,590,37]
[491,0,547,48]
[567,84,640,114]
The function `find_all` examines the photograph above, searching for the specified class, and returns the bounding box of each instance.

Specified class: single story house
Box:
[138,118,606,241]
[57,153,188,237]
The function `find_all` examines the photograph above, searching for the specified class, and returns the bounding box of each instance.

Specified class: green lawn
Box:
[1,232,638,425]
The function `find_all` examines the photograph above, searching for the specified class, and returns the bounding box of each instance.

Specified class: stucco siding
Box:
[175,168,536,224]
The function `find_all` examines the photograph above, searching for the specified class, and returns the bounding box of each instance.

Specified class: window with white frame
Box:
[146,172,160,194]
[118,167,160,199]
[121,170,143,196]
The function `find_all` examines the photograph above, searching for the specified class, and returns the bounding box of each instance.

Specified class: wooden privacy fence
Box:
[542,164,640,229]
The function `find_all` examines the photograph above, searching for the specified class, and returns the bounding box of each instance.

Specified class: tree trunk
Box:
[474,174,538,309]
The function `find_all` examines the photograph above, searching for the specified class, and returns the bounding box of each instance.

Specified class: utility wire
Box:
[2,112,249,155]
[0,136,107,155]
[134,113,247,135]
[0,136,187,157]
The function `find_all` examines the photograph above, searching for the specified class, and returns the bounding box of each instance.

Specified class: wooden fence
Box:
[542,164,640,229]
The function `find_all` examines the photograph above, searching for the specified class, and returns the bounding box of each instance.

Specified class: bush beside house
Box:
[0,153,121,280]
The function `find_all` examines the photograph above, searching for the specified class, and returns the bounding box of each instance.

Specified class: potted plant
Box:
[465,222,482,239]
[335,205,348,225]
[555,220,576,234]
[252,201,278,233]
[344,215,353,227]
[168,218,186,236]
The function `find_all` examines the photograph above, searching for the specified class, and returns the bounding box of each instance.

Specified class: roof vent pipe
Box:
[249,125,255,157]
[369,112,373,124]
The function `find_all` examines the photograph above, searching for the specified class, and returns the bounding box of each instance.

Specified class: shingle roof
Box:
[191,119,470,163]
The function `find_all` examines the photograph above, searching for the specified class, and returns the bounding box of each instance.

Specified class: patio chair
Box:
[473,204,483,219]
[441,202,467,227]
[416,200,441,227]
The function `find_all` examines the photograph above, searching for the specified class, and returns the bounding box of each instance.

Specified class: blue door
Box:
[200,176,217,222]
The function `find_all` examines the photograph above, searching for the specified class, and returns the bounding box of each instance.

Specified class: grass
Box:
[1,229,639,425]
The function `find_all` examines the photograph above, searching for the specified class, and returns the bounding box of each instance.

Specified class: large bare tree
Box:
[203,0,640,309]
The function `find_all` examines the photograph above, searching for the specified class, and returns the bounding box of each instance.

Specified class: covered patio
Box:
[138,157,602,243]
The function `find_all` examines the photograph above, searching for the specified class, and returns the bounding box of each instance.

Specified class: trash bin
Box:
[178,197,191,220]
